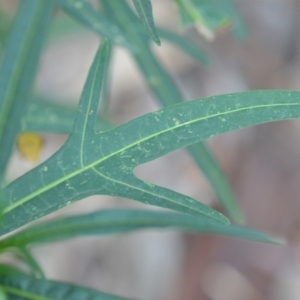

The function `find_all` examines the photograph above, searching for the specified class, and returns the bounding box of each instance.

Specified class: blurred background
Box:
[2,0,300,299]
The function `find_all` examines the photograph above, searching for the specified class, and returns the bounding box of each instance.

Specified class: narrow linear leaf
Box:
[13,248,45,279]
[99,45,112,112]
[0,1,54,183]
[22,99,112,134]
[187,144,244,223]
[132,0,161,45]
[0,250,42,279]
[0,190,4,216]
[158,28,210,66]
[0,192,3,228]
[0,9,11,55]
[0,273,129,300]
[0,288,6,300]
[101,0,242,223]
[173,0,195,28]
[2,40,229,236]
[49,12,87,41]
[0,210,283,249]
[56,0,134,51]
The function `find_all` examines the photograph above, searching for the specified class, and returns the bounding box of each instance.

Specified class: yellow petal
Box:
[17,133,44,163]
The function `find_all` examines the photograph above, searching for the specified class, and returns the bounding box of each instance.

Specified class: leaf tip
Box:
[153,36,161,46]
[267,236,286,246]
[213,211,230,226]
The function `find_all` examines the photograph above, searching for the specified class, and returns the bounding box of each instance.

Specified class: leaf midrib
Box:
[134,1,149,27]
[3,101,296,214]
[79,47,102,166]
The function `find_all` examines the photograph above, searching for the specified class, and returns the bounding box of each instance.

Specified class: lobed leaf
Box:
[0,210,283,249]
[4,83,300,235]
[0,1,54,184]
[0,273,129,300]
[1,40,228,236]
[132,0,161,45]
[1,86,300,233]
[22,99,112,134]
[101,0,242,223]
[56,0,134,51]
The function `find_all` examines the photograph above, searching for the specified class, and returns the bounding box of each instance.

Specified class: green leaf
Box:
[100,1,242,223]
[0,248,44,279]
[174,0,230,29]
[0,288,6,300]
[0,1,54,184]
[158,28,210,66]
[0,263,28,299]
[0,210,283,249]
[0,265,26,277]
[13,248,45,279]
[0,273,129,300]
[4,88,300,235]
[22,98,112,134]
[0,9,11,55]
[187,143,244,223]
[56,0,134,51]
[1,40,228,236]
[99,44,112,112]
[48,12,87,41]
[174,0,202,28]
[132,0,161,45]
[0,190,4,223]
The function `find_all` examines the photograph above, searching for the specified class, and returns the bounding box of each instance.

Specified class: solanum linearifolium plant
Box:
[0,0,291,298]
